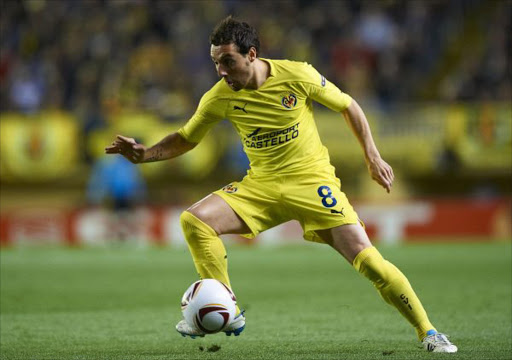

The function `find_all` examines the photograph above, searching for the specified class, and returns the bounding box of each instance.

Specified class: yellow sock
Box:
[353,246,435,340]
[180,211,240,315]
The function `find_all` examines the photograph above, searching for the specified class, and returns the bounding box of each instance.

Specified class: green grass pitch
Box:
[1,242,511,360]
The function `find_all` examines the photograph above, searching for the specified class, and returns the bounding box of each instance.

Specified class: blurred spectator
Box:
[356,3,398,54]
[87,154,147,242]
[87,155,147,209]
[9,63,44,113]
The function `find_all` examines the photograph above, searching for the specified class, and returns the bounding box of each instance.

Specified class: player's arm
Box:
[105,133,197,164]
[342,100,394,193]
[301,62,394,192]
[105,83,225,164]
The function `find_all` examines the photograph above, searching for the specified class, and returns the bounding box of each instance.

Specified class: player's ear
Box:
[247,47,257,62]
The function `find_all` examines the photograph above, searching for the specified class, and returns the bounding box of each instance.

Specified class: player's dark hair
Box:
[209,16,260,56]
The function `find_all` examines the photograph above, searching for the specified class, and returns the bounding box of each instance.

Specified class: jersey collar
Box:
[259,58,275,78]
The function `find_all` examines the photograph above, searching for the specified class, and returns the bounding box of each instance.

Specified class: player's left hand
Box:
[367,157,394,193]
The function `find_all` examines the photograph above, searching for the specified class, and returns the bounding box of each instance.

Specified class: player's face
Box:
[210,43,255,91]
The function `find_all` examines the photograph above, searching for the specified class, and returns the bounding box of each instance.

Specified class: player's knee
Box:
[180,210,216,241]
[180,210,196,233]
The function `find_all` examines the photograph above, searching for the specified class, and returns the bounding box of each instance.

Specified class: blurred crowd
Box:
[1,0,510,129]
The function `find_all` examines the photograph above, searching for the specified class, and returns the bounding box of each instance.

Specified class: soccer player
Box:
[105,16,457,353]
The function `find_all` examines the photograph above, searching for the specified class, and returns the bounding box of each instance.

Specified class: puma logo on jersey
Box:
[246,127,262,138]
[233,103,248,113]
[330,208,345,216]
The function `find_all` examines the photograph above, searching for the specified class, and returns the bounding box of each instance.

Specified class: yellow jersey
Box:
[178,58,352,175]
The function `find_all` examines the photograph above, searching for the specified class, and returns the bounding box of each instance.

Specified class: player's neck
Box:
[247,58,270,90]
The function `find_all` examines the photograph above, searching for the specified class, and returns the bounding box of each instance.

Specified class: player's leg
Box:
[178,193,250,337]
[178,177,285,338]
[283,169,456,351]
[182,175,285,289]
[317,224,457,352]
[317,224,436,339]
[180,193,250,289]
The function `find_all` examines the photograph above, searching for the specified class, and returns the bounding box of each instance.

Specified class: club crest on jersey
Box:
[222,183,238,193]
[281,93,297,109]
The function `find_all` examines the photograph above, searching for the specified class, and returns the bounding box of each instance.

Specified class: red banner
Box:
[1,199,510,246]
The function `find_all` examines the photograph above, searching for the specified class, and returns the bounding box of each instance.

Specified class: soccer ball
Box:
[181,279,237,334]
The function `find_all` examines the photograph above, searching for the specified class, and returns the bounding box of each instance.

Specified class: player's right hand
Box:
[105,135,147,164]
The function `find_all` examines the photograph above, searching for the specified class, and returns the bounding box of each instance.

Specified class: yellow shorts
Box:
[213,167,360,243]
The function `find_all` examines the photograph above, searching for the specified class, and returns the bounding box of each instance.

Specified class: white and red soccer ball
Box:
[181,279,237,334]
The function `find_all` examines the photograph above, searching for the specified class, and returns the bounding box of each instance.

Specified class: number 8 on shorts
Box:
[317,185,337,208]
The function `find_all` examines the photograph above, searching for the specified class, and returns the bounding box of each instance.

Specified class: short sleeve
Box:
[302,63,352,112]
[177,89,227,143]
